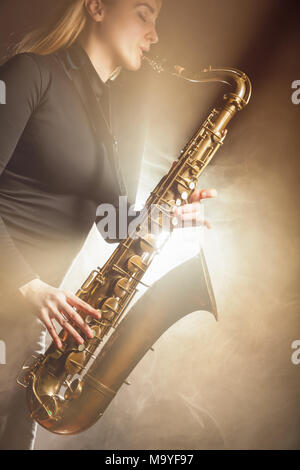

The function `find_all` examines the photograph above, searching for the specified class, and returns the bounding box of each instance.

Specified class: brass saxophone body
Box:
[19,59,251,435]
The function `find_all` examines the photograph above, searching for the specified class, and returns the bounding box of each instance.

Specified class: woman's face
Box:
[99,0,161,71]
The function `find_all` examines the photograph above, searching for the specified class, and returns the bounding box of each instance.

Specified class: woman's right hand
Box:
[19,278,101,350]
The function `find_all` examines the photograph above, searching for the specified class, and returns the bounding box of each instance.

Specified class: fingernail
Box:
[202,191,207,198]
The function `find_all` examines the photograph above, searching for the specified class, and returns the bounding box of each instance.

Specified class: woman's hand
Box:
[173,188,218,229]
[19,279,101,349]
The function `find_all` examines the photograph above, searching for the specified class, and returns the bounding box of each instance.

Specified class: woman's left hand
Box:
[172,188,218,229]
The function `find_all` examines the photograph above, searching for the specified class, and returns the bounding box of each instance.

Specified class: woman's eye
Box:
[138,11,147,22]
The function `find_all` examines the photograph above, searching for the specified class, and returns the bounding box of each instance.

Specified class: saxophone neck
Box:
[143,56,252,110]
[178,66,252,109]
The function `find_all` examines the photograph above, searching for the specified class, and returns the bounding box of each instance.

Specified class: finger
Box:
[55,312,85,345]
[179,218,211,229]
[49,304,85,345]
[65,292,101,319]
[189,188,218,203]
[177,211,212,229]
[40,310,62,349]
[173,202,202,215]
[60,301,94,339]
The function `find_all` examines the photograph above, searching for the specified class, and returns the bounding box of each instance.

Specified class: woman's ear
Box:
[84,0,105,23]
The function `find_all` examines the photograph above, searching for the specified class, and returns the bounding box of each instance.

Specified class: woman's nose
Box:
[147,26,159,45]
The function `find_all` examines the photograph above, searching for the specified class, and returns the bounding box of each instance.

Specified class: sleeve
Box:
[0,53,44,293]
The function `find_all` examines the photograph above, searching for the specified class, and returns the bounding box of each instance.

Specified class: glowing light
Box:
[143,226,206,287]
[155,231,170,250]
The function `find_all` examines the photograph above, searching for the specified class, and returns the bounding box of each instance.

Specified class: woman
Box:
[0,0,216,449]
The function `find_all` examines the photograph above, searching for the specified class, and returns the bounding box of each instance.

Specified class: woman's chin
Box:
[123,55,142,71]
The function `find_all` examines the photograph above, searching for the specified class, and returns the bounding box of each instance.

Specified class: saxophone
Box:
[18,58,252,435]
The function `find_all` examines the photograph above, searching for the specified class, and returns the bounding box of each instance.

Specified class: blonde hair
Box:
[15,0,87,56]
[13,0,162,57]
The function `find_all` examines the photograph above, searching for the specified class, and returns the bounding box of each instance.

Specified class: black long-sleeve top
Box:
[0,43,127,297]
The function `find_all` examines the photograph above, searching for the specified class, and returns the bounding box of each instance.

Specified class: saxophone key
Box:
[181,191,189,200]
[64,379,83,401]
[176,173,196,194]
[164,189,176,203]
[90,324,102,340]
[185,161,200,173]
[65,351,86,375]
[102,297,119,320]
[85,310,102,325]
[114,277,133,297]
[127,255,147,274]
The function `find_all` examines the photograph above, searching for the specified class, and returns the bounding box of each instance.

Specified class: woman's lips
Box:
[140,46,150,56]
